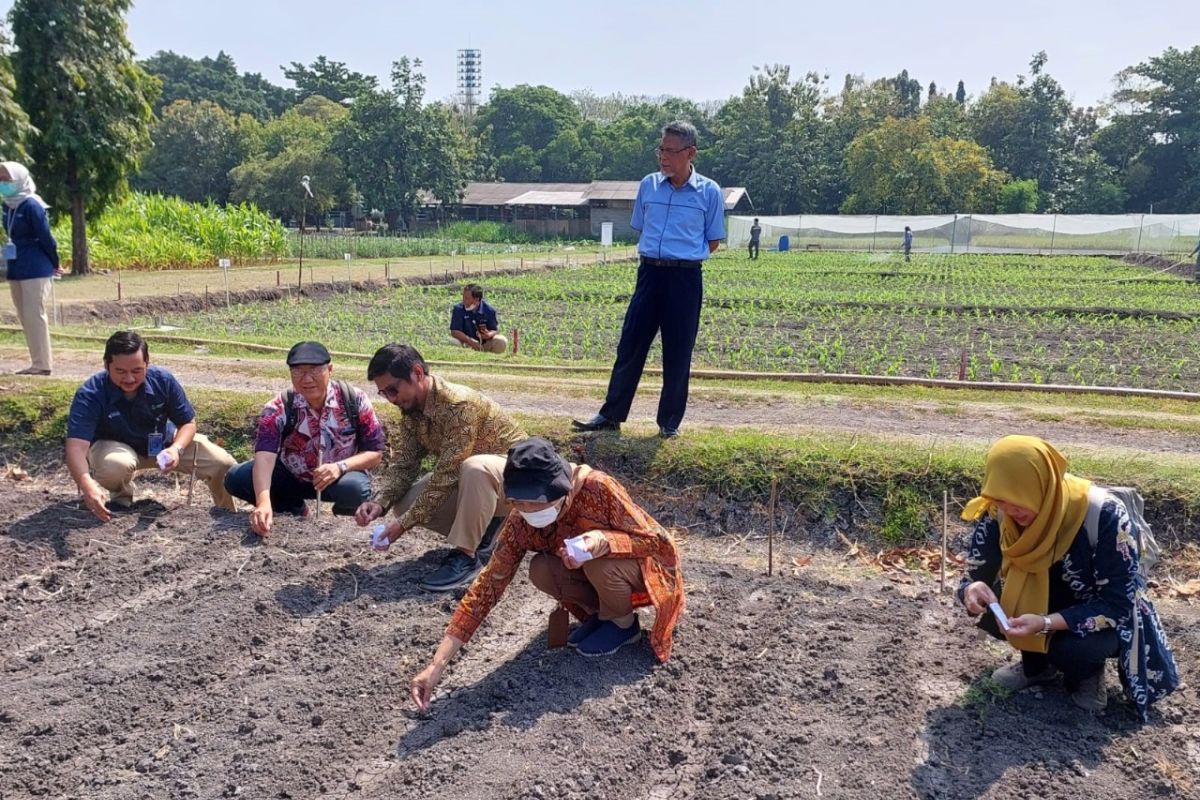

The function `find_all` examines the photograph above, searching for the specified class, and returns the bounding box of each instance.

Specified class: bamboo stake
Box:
[768,476,778,576]
[940,490,949,593]
[186,444,198,506]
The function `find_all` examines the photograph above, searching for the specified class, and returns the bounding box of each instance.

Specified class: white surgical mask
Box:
[519,502,561,528]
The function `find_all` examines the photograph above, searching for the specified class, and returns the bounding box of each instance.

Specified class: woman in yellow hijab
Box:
[958,435,1179,719]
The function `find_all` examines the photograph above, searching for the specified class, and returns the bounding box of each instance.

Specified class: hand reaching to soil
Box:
[250,502,273,536]
[355,501,384,527]
[80,477,112,522]
[410,663,444,713]
[962,581,998,615]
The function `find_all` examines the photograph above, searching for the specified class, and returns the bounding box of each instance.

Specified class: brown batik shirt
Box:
[375,374,525,531]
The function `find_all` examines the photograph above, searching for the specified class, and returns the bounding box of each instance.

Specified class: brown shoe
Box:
[14,367,51,375]
[1070,672,1108,712]
[991,661,1059,691]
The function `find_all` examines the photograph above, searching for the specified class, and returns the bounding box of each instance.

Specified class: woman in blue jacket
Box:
[2,161,59,375]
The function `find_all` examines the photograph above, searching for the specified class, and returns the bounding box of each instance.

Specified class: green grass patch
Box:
[961,669,1014,719]
[4,380,1199,546]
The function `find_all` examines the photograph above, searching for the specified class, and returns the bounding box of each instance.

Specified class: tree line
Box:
[2,1,1198,275]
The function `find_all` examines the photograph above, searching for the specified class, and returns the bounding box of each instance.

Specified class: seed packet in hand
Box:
[988,602,1012,631]
[564,534,593,564]
[156,450,172,471]
[371,523,391,552]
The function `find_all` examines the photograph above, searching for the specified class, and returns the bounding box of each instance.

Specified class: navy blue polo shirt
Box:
[631,168,725,262]
[67,365,196,455]
[3,199,60,280]
[450,299,500,342]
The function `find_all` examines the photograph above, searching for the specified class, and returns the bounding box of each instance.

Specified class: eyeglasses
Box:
[289,365,327,379]
[654,145,693,156]
[377,379,404,399]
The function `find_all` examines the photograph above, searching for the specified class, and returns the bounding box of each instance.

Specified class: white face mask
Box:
[519,502,561,528]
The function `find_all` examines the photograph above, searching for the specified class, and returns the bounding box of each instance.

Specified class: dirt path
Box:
[0,475,1196,799]
[8,345,1200,463]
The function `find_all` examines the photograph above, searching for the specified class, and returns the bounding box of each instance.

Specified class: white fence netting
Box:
[727,214,1200,256]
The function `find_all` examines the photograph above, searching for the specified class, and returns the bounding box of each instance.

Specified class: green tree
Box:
[592,97,715,180]
[332,58,469,230]
[842,117,1005,214]
[11,0,159,275]
[475,85,583,181]
[969,53,1072,208]
[135,100,258,203]
[709,65,836,214]
[229,96,350,224]
[0,22,34,162]
[141,50,293,120]
[998,179,1039,213]
[283,56,378,104]
[1111,45,1200,211]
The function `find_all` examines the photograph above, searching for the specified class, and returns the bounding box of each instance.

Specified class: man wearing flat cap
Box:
[224,341,385,535]
[409,437,687,713]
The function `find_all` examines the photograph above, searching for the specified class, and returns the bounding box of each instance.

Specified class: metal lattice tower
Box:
[457,48,482,116]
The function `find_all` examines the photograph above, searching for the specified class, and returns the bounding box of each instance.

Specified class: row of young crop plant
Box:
[105,251,1200,390]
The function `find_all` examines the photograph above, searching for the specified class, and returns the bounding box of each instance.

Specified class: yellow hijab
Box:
[961,436,1091,653]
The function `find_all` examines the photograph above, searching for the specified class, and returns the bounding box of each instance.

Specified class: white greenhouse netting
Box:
[727,214,1200,256]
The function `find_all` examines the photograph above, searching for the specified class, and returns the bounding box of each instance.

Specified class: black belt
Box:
[641,256,702,268]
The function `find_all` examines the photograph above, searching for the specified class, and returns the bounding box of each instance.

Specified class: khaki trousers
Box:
[9,277,52,371]
[392,454,511,552]
[528,552,646,621]
[88,434,237,509]
[451,335,508,354]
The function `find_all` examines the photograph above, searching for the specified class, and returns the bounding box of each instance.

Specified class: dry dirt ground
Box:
[1,471,1197,800]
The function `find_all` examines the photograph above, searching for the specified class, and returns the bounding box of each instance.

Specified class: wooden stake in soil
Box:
[768,476,778,576]
[314,447,323,522]
[941,490,949,593]
[186,445,199,506]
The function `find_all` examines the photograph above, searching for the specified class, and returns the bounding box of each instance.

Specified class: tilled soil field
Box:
[1,475,1197,800]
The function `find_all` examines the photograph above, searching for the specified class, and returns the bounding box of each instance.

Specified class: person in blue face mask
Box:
[1,161,60,375]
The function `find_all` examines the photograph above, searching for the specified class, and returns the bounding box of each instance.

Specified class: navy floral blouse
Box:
[957,497,1180,720]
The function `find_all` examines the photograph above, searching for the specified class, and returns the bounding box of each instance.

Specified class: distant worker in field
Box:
[956,435,1178,719]
[450,283,508,354]
[572,120,725,439]
[358,343,527,591]
[748,217,762,260]
[409,437,685,713]
[1190,236,1199,282]
[224,341,385,535]
[902,226,913,262]
[65,331,237,521]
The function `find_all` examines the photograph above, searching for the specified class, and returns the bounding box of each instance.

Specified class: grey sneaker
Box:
[991,661,1059,691]
[1070,671,1108,712]
[420,549,482,592]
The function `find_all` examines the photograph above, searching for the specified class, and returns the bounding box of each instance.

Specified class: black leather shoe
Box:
[571,414,620,432]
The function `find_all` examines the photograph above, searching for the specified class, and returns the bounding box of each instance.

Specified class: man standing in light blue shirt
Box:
[573,121,725,438]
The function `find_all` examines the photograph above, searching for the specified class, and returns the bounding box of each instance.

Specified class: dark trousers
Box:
[599,262,703,431]
[223,459,371,516]
[979,609,1119,687]
[748,241,759,259]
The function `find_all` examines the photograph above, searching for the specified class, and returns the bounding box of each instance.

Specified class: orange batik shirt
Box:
[446,466,685,662]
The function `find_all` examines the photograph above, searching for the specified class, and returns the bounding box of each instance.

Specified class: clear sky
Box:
[1,0,1193,108]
